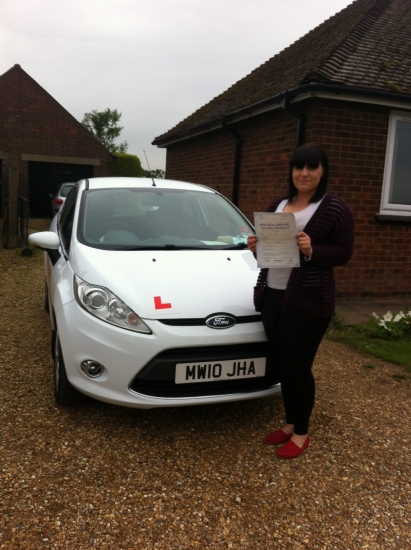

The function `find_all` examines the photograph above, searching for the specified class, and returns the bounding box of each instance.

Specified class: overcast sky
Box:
[2,0,354,171]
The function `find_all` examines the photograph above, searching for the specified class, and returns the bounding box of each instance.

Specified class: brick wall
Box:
[166,109,296,214]
[0,65,110,206]
[164,98,411,299]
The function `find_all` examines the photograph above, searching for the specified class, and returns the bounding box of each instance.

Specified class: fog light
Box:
[81,360,104,378]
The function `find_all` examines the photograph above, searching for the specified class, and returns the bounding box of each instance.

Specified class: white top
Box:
[267,198,323,290]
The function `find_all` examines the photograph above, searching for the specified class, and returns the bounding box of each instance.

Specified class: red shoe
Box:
[276,435,310,459]
[263,429,293,446]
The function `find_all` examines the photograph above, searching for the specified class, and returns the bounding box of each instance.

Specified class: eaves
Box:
[153,82,411,148]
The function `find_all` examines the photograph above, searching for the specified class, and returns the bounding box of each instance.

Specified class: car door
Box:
[47,185,79,318]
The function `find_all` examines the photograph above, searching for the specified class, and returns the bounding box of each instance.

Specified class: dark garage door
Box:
[29,162,94,217]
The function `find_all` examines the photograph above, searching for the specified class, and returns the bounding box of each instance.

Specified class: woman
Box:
[247,144,354,459]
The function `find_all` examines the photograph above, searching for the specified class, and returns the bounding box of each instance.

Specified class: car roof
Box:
[82,177,215,194]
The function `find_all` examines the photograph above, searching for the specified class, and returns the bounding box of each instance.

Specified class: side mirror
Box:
[29,231,60,250]
[29,232,61,265]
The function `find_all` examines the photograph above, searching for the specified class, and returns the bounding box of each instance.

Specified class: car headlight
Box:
[74,275,152,334]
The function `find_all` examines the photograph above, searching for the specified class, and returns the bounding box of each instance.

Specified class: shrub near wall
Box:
[108,153,144,177]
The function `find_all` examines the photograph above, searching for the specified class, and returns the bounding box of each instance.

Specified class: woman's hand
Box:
[247,235,257,254]
[296,231,312,258]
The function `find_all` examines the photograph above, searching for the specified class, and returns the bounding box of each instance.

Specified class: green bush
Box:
[108,153,144,177]
[366,310,411,340]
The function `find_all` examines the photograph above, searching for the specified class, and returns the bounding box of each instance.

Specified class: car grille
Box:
[157,315,261,326]
[129,343,279,398]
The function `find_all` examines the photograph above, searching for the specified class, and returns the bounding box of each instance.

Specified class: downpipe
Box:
[221,117,243,206]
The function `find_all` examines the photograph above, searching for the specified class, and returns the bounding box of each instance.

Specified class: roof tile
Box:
[155,0,411,144]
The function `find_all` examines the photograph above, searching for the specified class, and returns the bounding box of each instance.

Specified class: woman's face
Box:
[292,163,324,197]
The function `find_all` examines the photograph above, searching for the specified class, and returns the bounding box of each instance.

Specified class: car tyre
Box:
[44,281,50,313]
[51,327,56,359]
[54,329,87,405]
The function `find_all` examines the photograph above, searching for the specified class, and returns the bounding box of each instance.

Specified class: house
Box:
[0,64,110,219]
[153,0,411,299]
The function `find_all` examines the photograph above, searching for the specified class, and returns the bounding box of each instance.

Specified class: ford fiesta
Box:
[29,177,280,408]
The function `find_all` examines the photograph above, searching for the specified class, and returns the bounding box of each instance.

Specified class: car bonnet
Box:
[70,243,259,319]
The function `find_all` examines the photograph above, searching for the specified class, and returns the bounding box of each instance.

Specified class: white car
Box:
[29,177,280,408]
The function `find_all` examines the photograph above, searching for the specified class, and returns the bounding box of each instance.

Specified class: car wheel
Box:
[44,281,50,313]
[54,329,87,405]
[51,327,56,359]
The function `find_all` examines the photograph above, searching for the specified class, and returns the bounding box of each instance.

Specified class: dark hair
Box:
[288,143,329,203]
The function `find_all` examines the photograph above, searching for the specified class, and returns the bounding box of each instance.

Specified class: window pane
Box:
[59,187,78,251]
[79,188,253,249]
[389,121,411,205]
[60,184,74,197]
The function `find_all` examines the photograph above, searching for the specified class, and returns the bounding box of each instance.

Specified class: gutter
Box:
[221,117,242,206]
[282,95,306,147]
[153,82,411,147]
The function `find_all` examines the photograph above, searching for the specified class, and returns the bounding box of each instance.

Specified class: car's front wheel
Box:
[54,329,87,405]
[44,281,50,313]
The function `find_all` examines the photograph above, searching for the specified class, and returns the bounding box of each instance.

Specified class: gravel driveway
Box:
[1,231,410,549]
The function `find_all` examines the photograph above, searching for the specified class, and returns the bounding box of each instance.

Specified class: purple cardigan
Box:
[265,194,354,318]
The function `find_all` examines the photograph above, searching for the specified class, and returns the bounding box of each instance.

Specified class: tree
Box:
[144,168,165,179]
[81,108,128,153]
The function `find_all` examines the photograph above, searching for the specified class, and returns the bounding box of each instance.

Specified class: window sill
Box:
[375,214,411,225]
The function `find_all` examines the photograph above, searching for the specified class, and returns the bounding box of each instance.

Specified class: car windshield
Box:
[78,188,253,250]
[60,185,74,197]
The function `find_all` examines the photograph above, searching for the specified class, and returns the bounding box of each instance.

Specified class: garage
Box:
[29,161,94,218]
[0,64,110,243]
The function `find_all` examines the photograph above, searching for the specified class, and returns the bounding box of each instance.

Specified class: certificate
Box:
[254,212,300,268]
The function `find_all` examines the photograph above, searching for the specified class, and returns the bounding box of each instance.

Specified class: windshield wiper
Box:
[157,244,213,250]
[223,242,248,250]
[109,244,210,251]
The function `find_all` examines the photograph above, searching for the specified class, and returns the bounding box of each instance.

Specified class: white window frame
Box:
[380,111,411,216]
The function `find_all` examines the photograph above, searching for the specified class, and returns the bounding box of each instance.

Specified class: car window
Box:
[78,188,253,250]
[60,184,74,198]
[59,185,78,253]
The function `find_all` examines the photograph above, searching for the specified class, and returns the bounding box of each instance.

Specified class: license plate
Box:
[175,357,266,384]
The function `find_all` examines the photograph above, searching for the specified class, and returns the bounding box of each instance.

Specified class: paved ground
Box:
[335,298,408,325]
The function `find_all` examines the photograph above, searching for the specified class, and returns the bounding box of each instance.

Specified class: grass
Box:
[327,312,411,372]
[0,219,51,261]
[28,218,51,232]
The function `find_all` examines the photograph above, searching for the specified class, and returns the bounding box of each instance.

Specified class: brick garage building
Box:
[0,64,110,219]
[153,0,411,299]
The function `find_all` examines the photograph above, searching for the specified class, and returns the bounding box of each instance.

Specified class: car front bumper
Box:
[56,300,280,408]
